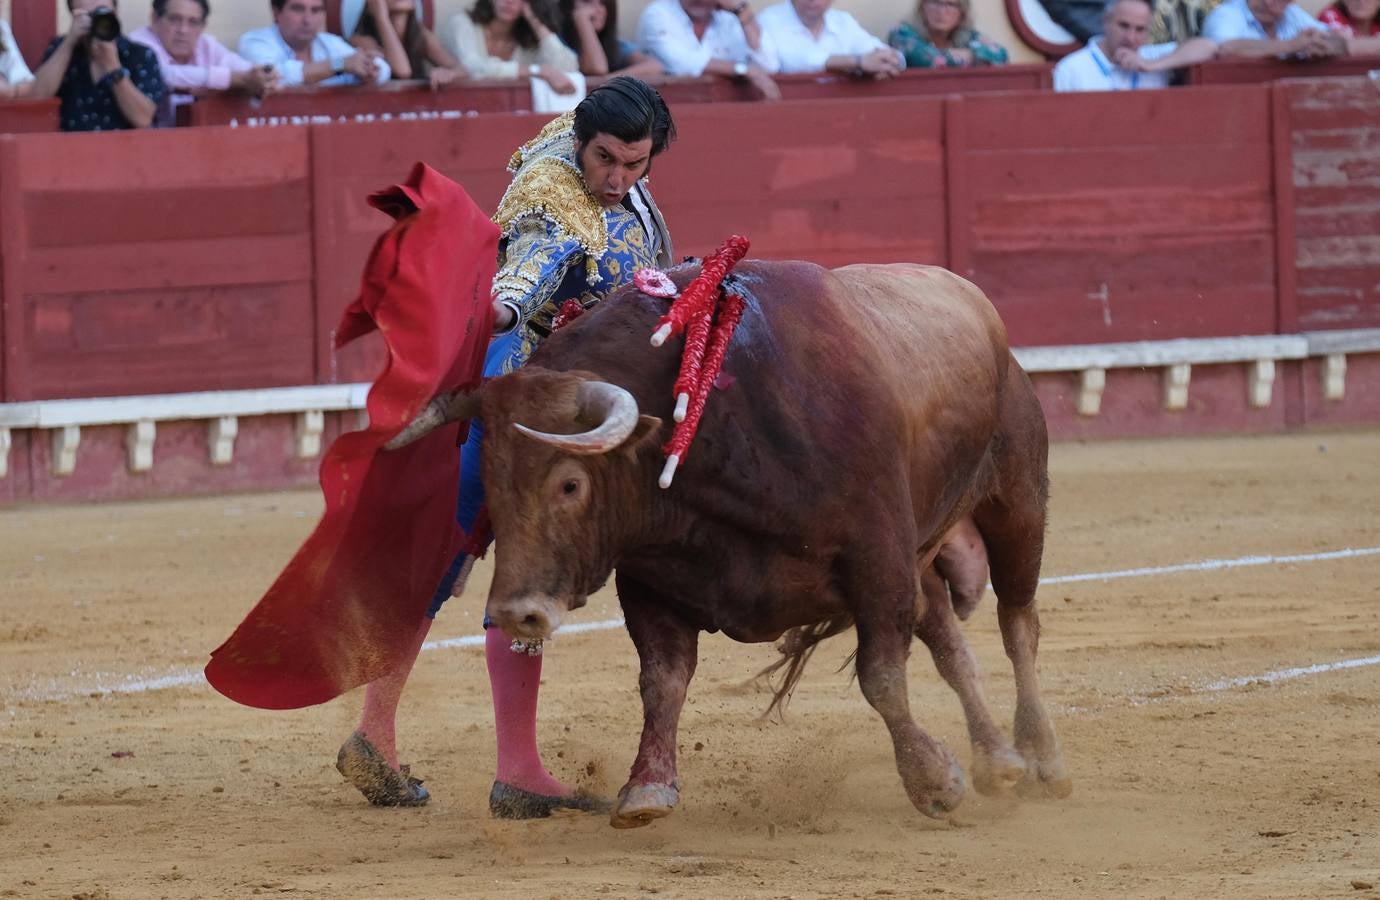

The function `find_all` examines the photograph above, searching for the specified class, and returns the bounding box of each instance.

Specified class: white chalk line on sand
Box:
[8,545,1378,706]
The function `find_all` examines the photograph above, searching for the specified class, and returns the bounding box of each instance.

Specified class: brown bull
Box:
[399,259,1071,827]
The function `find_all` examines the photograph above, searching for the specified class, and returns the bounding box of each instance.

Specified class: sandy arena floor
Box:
[1,430,1378,899]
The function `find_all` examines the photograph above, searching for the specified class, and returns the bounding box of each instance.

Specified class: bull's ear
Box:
[619,415,663,460]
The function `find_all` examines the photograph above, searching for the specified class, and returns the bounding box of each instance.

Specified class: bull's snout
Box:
[487,596,567,641]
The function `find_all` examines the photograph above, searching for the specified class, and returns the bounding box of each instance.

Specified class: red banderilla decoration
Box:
[649,235,751,488]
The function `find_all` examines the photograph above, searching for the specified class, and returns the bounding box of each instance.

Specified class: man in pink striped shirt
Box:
[130,0,278,123]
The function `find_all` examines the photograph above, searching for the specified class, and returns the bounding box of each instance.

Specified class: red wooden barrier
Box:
[0,98,59,135]
[178,68,1054,128]
[0,128,316,402]
[950,85,1278,346]
[1277,77,1380,332]
[1188,57,1380,85]
[652,96,949,268]
[177,80,528,126]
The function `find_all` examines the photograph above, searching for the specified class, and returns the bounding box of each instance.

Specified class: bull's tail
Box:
[754,615,855,719]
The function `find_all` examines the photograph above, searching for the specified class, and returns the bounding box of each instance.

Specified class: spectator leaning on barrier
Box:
[240,0,391,87]
[1201,0,1345,57]
[29,0,166,130]
[1054,0,1217,90]
[559,0,663,77]
[1318,0,1380,52]
[347,0,465,87]
[1,3,36,98]
[757,0,904,76]
[130,0,278,121]
[637,0,781,99]
[1147,0,1222,43]
[1319,0,1380,34]
[888,0,1010,67]
[442,0,579,96]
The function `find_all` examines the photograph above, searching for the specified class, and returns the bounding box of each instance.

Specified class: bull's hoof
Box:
[904,755,967,820]
[971,744,1027,796]
[1015,756,1073,800]
[610,781,679,829]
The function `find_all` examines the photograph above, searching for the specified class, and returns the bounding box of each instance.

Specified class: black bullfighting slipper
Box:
[488,781,612,819]
[335,731,430,808]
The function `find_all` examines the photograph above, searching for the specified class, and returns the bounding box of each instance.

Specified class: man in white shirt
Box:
[757,0,904,76]
[239,0,389,87]
[1053,0,1216,91]
[637,0,781,99]
[1202,0,1345,58]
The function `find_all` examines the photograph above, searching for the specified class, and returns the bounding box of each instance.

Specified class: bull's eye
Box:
[562,480,579,496]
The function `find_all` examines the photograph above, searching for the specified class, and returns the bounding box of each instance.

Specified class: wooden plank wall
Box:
[653,97,949,268]
[1,80,1377,405]
[952,85,1278,347]
[0,128,315,401]
[1283,78,1380,331]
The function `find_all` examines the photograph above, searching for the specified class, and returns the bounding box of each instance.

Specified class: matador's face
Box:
[575,133,654,209]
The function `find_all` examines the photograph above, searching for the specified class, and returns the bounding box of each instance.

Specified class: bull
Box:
[396,259,1071,827]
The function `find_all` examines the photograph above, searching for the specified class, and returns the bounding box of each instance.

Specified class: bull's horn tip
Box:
[673,393,689,423]
[658,453,680,489]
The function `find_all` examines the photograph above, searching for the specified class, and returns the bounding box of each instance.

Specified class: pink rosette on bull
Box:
[649,235,749,347]
[634,267,678,299]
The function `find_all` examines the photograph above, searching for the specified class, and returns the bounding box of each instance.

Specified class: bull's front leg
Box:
[610,575,700,829]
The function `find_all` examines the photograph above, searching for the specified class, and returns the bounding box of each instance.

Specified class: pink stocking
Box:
[355,616,432,769]
[486,625,571,797]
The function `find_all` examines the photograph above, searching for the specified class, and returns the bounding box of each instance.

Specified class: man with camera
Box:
[29,0,167,130]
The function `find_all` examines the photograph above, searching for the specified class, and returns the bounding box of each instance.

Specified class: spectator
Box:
[1054,0,1217,90]
[637,0,781,99]
[346,0,465,87]
[1202,0,1346,57]
[1319,0,1380,53]
[442,0,578,96]
[559,0,663,76]
[1,4,35,98]
[889,0,1010,67]
[239,0,390,87]
[28,0,165,130]
[1319,0,1379,34]
[758,0,904,76]
[1147,0,1221,43]
[130,0,277,126]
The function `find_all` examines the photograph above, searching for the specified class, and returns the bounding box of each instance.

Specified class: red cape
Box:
[205,163,498,710]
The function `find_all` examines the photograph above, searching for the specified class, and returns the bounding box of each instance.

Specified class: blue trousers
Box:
[425,329,526,618]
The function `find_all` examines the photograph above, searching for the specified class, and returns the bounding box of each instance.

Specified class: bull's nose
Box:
[487,597,561,640]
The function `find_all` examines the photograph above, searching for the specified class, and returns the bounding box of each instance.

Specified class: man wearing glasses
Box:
[131,0,278,123]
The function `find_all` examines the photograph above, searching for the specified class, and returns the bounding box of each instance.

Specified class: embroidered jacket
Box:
[490,112,674,371]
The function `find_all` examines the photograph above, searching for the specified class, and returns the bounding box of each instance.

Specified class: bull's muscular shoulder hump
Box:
[826,263,1009,369]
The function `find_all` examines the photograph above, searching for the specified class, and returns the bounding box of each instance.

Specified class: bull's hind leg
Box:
[973,367,1071,799]
[852,568,966,818]
[610,574,700,829]
[915,565,1025,796]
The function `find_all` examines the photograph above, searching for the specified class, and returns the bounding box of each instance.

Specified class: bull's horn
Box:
[513,380,639,455]
[385,387,482,450]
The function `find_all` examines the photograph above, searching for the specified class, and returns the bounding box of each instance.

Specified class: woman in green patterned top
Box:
[888,0,1010,67]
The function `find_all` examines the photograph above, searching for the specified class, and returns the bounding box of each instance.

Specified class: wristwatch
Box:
[102,66,129,87]
[732,61,749,77]
[731,1,750,14]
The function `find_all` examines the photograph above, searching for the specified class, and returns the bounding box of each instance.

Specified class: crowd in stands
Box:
[1,0,1378,129]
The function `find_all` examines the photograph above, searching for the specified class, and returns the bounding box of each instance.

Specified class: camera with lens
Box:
[89,6,122,42]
